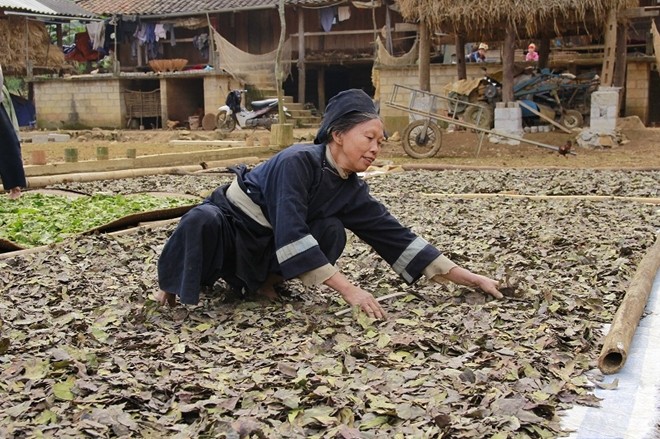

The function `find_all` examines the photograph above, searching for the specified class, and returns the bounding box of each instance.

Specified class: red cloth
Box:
[65,32,100,62]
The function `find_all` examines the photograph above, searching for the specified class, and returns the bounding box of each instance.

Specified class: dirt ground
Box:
[18,118,660,170]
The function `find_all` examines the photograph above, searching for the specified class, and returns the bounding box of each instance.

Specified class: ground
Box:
[2,121,660,437]
[18,118,660,170]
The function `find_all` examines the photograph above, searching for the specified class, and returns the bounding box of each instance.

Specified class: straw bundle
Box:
[0,15,67,74]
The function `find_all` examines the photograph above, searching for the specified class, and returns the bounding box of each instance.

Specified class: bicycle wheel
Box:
[401,120,442,159]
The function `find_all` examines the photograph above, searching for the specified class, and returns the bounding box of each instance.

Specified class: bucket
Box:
[64,148,78,163]
[96,146,109,161]
[31,150,47,165]
[189,116,200,130]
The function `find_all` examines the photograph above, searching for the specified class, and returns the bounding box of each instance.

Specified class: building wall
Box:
[32,72,240,130]
[625,61,650,124]
[33,77,124,129]
[376,60,652,134]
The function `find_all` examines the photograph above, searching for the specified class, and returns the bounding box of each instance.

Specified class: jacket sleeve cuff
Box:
[423,255,458,279]
[298,263,338,286]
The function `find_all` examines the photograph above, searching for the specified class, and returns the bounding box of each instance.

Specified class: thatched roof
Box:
[397,0,638,40]
[0,15,68,74]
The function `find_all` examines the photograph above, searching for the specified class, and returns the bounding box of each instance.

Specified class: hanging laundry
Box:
[86,21,106,50]
[338,6,351,22]
[320,6,337,32]
[154,24,168,42]
[193,33,209,58]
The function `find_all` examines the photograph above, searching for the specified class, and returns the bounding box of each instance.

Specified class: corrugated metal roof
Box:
[0,0,57,14]
[38,0,97,17]
[76,0,341,17]
[1,0,97,17]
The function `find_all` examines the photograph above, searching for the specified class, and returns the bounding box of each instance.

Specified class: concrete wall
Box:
[625,61,650,124]
[33,77,124,129]
[32,72,240,130]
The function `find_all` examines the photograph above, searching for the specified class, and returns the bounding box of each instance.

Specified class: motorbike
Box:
[216,89,288,133]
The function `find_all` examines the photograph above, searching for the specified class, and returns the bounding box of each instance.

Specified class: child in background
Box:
[526,43,539,62]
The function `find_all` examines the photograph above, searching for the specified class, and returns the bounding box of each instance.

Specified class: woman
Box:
[0,64,26,200]
[157,89,502,319]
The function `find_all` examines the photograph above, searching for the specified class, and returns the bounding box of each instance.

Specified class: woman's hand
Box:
[341,286,387,320]
[325,272,387,320]
[438,266,503,300]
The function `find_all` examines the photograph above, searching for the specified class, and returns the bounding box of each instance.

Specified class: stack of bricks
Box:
[493,101,523,139]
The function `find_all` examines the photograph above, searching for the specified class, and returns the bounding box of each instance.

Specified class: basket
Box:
[148,58,188,72]
[124,89,162,127]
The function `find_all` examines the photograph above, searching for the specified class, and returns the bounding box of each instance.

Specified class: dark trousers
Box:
[158,201,346,305]
[0,104,26,191]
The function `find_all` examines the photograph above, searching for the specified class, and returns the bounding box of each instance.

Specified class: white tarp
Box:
[561,266,660,438]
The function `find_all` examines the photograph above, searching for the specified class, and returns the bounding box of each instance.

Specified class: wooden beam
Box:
[600,9,617,87]
[502,24,515,102]
[455,34,466,80]
[297,7,306,105]
[518,100,572,133]
[419,20,430,92]
[620,7,660,19]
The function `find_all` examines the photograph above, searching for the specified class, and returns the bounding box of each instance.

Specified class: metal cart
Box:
[386,84,573,159]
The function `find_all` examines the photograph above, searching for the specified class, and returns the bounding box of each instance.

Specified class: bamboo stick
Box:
[23,157,261,189]
[598,235,660,374]
[419,193,660,205]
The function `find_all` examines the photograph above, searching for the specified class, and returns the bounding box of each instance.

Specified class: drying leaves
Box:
[0,169,658,437]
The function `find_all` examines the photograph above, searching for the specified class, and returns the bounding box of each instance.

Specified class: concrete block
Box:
[31,134,50,143]
[48,133,71,142]
[496,102,506,109]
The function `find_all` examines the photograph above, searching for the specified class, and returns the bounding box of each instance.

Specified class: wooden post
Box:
[318,66,326,112]
[419,20,430,92]
[502,23,515,103]
[385,3,393,54]
[297,8,306,105]
[601,8,618,87]
[539,37,551,69]
[455,34,467,80]
[613,22,628,86]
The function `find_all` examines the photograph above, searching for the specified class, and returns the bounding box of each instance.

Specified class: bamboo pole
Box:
[400,164,660,172]
[419,192,660,205]
[598,235,660,374]
[23,157,261,189]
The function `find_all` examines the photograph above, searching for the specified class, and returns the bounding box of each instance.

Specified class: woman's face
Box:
[331,118,385,173]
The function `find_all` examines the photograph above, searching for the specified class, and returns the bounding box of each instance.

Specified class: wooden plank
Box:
[518,100,572,133]
[621,7,660,18]
[600,9,618,87]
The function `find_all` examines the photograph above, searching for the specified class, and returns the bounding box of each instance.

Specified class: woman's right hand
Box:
[325,272,387,320]
[341,286,387,320]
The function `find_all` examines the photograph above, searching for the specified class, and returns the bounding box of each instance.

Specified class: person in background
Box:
[526,43,539,62]
[156,89,503,319]
[0,64,26,200]
[467,43,488,63]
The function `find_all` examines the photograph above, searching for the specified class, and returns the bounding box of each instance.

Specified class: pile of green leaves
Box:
[0,193,194,248]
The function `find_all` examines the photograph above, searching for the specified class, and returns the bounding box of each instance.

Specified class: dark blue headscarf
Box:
[314,89,378,144]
